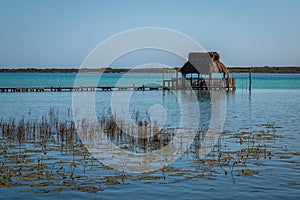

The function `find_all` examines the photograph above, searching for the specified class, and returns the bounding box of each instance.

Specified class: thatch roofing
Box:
[180,52,229,75]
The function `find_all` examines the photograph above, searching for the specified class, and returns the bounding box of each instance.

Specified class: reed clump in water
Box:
[0,108,288,192]
[93,110,175,153]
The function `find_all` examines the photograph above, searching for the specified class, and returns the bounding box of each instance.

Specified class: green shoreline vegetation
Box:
[0,67,300,73]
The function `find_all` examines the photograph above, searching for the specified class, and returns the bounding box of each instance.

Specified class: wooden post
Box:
[226,74,229,91]
[176,68,178,88]
[162,67,165,88]
[249,67,252,91]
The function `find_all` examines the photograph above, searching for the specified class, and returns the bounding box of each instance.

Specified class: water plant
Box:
[0,108,289,193]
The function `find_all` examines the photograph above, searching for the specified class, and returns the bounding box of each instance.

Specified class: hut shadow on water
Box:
[0,107,284,193]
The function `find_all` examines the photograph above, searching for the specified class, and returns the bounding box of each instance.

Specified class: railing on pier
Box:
[163,77,236,90]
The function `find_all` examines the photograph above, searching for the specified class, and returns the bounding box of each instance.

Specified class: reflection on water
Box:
[73,89,227,172]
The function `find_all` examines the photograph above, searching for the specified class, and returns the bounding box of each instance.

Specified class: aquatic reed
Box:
[0,108,284,192]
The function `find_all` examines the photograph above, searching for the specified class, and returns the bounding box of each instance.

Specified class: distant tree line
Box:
[229,66,300,73]
[0,66,300,73]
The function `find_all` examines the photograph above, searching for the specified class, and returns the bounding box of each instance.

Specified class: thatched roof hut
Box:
[180,52,229,75]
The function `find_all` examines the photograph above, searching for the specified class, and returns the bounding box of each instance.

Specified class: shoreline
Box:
[0,67,300,73]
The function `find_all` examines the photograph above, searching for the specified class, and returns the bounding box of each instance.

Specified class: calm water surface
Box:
[0,73,299,199]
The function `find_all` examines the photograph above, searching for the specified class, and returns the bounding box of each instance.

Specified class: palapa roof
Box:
[180,52,229,75]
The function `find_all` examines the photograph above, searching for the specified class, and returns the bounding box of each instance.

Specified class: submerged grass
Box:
[0,108,295,193]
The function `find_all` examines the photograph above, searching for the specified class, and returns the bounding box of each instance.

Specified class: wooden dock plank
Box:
[0,85,235,93]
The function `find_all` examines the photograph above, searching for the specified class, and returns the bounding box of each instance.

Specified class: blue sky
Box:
[0,0,299,68]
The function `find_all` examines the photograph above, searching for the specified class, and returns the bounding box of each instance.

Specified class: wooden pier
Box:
[163,77,236,91]
[0,84,236,93]
[0,86,164,93]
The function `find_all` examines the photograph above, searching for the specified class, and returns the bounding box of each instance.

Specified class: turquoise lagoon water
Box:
[1,72,300,89]
[0,73,299,199]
